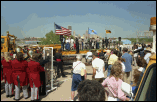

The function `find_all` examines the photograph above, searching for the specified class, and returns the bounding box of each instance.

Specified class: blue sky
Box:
[1,1,156,38]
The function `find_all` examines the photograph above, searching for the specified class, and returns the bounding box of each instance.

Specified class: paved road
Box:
[1,57,137,101]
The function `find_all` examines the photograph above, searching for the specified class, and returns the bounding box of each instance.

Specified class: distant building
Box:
[73,31,75,36]
[68,26,72,35]
[78,34,81,38]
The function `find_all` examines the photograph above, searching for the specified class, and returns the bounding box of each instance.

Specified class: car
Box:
[134,54,156,101]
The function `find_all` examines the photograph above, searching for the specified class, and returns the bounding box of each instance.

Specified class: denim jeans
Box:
[105,63,108,71]
[107,65,112,77]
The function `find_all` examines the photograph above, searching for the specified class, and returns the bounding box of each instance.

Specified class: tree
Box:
[39,30,60,45]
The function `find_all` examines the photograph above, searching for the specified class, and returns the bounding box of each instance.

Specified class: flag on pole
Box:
[61,27,71,36]
[54,23,71,36]
[105,30,111,34]
[88,28,97,34]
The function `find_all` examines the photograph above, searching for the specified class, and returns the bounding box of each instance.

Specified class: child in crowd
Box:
[132,69,141,98]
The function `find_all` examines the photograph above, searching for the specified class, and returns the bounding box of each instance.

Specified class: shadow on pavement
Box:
[63,65,72,71]
[64,72,72,76]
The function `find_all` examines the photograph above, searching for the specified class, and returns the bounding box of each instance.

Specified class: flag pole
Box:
[105,29,106,38]
[88,27,89,39]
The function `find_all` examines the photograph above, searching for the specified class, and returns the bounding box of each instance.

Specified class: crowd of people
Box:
[60,35,111,52]
[70,42,155,101]
[1,46,51,101]
[1,42,155,101]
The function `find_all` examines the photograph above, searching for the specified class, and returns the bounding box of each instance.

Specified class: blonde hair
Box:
[110,61,123,81]
[4,52,11,62]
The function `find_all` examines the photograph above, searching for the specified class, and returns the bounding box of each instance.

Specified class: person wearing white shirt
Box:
[71,55,87,101]
[70,39,74,50]
[92,52,105,83]
[133,45,138,66]
[65,37,70,51]
[85,50,92,63]
[144,47,152,64]
[138,44,142,49]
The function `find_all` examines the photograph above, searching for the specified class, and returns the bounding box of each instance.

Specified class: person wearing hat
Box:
[144,47,152,64]
[71,54,87,101]
[122,47,132,84]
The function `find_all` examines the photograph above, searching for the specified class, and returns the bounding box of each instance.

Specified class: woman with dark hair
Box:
[11,52,29,101]
[77,79,105,101]
[1,52,14,98]
[28,53,43,101]
[136,57,147,87]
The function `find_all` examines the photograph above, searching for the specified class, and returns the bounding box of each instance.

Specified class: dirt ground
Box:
[1,54,138,101]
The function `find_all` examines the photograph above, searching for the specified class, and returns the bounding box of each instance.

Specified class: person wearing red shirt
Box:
[1,63,3,81]
[11,52,29,101]
[28,53,43,101]
[74,42,76,49]
[1,52,14,98]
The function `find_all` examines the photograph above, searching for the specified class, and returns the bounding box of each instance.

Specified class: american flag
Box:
[55,23,71,36]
